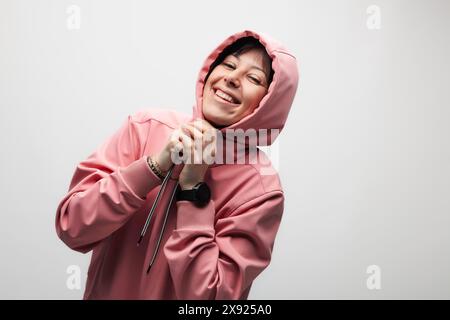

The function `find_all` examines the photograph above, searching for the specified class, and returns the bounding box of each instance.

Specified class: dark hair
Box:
[204,36,274,86]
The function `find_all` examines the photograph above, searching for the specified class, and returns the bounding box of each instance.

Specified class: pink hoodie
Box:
[55,30,299,299]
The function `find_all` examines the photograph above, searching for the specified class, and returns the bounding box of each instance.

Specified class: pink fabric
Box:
[55,30,299,299]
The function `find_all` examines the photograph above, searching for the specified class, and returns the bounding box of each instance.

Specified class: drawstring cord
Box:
[137,164,174,246]
[137,164,180,274]
[146,181,179,273]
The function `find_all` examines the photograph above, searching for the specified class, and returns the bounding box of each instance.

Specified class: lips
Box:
[213,87,241,105]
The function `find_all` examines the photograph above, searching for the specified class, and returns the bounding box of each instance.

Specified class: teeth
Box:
[215,89,237,104]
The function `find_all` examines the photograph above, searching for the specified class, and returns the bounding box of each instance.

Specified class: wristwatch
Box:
[176,182,211,207]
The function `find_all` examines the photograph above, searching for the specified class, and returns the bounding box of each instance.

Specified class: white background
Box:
[0,0,449,299]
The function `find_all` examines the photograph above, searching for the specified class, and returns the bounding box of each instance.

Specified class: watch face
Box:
[196,183,211,204]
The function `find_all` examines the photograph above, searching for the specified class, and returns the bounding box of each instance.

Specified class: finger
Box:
[178,130,193,148]
[171,130,193,155]
[202,127,217,144]
[170,130,191,148]
[182,123,203,142]
[191,121,218,144]
[183,125,209,159]
[166,133,184,165]
[191,119,215,133]
[181,130,201,163]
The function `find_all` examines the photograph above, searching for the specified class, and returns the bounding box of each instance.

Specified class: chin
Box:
[203,99,231,126]
[203,110,229,128]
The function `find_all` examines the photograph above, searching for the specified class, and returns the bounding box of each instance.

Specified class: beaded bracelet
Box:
[147,156,165,180]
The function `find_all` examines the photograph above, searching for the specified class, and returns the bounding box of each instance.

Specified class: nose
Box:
[224,70,240,88]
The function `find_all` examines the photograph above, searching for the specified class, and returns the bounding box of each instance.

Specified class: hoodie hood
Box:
[193,30,299,146]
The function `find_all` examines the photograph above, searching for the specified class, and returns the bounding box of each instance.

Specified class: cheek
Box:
[206,70,222,85]
[244,88,267,108]
[204,77,217,96]
[204,81,215,101]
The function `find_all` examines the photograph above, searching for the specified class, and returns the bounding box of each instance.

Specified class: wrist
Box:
[176,182,211,207]
[147,155,165,180]
[155,152,171,174]
[179,182,198,190]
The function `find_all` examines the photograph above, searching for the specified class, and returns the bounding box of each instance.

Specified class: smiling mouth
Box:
[213,88,240,105]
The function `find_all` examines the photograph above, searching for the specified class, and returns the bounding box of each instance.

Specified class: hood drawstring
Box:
[137,163,181,274]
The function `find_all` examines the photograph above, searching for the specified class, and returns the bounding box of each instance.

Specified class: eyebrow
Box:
[230,54,268,78]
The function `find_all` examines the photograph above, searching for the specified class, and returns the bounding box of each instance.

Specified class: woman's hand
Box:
[153,119,217,190]
[177,119,217,190]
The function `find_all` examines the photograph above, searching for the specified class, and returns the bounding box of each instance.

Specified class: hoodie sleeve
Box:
[55,114,162,253]
[163,190,284,299]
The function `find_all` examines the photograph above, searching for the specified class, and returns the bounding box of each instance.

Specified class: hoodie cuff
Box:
[118,155,162,199]
[175,200,215,230]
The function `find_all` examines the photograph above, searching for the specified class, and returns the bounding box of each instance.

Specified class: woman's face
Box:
[202,48,270,128]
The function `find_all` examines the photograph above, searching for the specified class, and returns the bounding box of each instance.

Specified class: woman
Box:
[55,30,299,299]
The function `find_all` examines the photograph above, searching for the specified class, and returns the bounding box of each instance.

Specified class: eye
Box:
[249,76,261,84]
[222,62,235,69]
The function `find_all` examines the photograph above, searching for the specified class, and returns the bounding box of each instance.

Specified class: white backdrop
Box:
[1,0,449,299]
